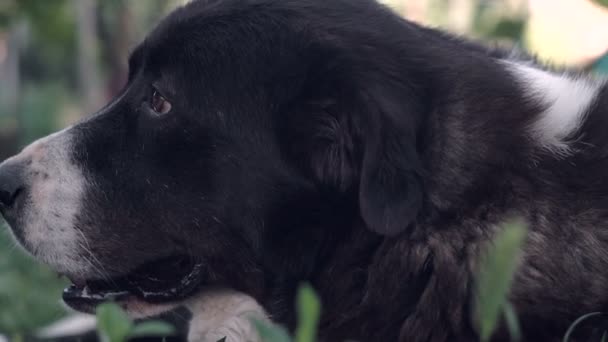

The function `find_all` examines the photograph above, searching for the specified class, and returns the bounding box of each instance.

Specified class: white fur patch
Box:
[505,61,602,154]
[3,127,89,277]
[187,290,268,342]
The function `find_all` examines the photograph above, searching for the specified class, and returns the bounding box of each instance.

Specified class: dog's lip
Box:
[62,286,134,315]
[61,256,205,312]
[63,284,130,302]
[64,275,86,287]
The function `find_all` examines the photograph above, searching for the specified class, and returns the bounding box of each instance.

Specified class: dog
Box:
[1,0,608,341]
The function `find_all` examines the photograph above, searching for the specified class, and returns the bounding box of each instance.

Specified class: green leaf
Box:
[96,303,133,342]
[601,330,607,342]
[251,317,292,342]
[475,220,527,342]
[129,321,175,338]
[503,302,521,342]
[294,284,321,342]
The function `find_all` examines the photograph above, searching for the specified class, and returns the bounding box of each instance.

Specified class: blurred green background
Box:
[0,0,607,339]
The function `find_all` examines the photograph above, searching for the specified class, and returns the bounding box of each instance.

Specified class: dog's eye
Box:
[150,89,172,115]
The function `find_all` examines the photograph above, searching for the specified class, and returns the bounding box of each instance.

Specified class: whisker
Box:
[75,229,114,284]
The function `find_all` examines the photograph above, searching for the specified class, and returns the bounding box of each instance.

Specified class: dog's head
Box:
[0,0,427,316]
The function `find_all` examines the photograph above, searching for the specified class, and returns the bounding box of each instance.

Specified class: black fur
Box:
[6,0,608,341]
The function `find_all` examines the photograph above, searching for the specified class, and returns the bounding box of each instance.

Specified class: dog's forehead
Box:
[132,25,233,85]
[142,1,234,57]
[140,1,301,67]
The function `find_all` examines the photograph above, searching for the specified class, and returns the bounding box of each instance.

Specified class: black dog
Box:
[1,0,607,341]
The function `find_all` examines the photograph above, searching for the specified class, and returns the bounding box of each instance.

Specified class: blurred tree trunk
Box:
[0,20,27,158]
[106,1,133,98]
[74,0,103,115]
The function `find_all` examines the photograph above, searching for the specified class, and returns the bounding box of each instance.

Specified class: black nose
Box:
[0,160,25,209]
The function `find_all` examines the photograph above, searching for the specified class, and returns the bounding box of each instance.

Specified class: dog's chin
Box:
[61,255,204,318]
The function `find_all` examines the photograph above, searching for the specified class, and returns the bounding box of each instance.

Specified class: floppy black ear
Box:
[280,54,425,236]
[280,99,358,193]
[357,84,425,236]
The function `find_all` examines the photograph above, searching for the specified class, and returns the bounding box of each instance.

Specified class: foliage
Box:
[475,220,527,341]
[0,224,68,335]
[252,284,322,342]
[252,319,293,342]
[96,303,175,342]
[294,284,321,342]
[0,86,69,335]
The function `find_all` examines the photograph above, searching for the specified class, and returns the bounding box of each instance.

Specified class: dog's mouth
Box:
[62,255,204,313]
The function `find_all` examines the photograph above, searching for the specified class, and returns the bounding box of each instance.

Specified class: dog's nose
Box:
[0,160,25,209]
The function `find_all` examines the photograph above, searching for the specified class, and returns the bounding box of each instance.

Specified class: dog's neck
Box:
[420,55,608,218]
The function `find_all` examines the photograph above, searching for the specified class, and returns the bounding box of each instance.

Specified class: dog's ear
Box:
[357,82,425,236]
[282,78,425,236]
[281,99,358,193]
[279,43,427,235]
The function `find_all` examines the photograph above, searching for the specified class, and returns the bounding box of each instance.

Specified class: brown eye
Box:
[150,89,172,115]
